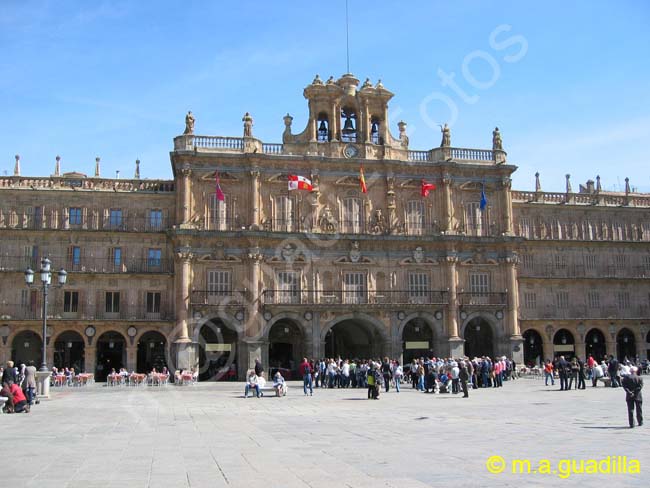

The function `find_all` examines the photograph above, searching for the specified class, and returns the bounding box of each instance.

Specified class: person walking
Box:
[392,360,403,393]
[557,356,569,391]
[608,355,620,388]
[591,362,604,387]
[24,360,37,405]
[301,358,313,396]
[544,359,555,386]
[577,357,586,390]
[459,362,469,398]
[621,367,643,428]
[381,358,392,393]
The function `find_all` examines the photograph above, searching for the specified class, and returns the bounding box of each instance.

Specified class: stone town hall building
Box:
[1,74,649,380]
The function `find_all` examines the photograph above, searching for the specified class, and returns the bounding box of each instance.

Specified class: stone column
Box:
[126,344,137,372]
[174,247,195,370]
[445,255,464,357]
[180,164,192,226]
[442,174,454,234]
[35,371,51,399]
[505,252,524,363]
[502,177,514,235]
[245,248,264,338]
[85,344,97,375]
[250,169,260,229]
[331,102,340,141]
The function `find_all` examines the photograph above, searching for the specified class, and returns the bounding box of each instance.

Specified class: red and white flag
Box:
[421,179,436,197]
[288,174,313,191]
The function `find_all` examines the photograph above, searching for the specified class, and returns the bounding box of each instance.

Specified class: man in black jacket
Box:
[557,356,569,391]
[621,368,643,428]
[608,356,620,388]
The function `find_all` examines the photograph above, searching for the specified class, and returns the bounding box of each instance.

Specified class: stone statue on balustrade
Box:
[184,111,195,135]
[492,127,503,151]
[243,112,254,137]
[440,123,451,147]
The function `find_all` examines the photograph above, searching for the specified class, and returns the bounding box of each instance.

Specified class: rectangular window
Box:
[23,245,38,269]
[274,196,295,232]
[466,202,487,236]
[644,256,650,271]
[277,271,300,304]
[33,206,43,229]
[408,272,430,302]
[64,291,79,313]
[522,254,534,271]
[469,273,490,305]
[343,198,363,234]
[615,254,627,269]
[343,272,367,304]
[554,254,567,269]
[523,292,536,309]
[406,200,425,235]
[146,292,161,314]
[555,291,569,310]
[105,291,120,313]
[69,207,82,225]
[519,217,530,238]
[109,209,122,228]
[207,270,232,296]
[209,194,228,231]
[584,254,597,270]
[149,209,163,231]
[617,291,630,310]
[109,247,122,269]
[587,291,600,309]
[147,248,162,268]
[68,246,81,270]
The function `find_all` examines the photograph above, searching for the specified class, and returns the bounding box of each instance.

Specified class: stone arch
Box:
[396,311,441,340]
[136,330,168,373]
[616,327,636,361]
[553,328,576,359]
[398,312,440,363]
[95,330,127,381]
[584,327,607,362]
[53,329,85,372]
[461,313,498,358]
[263,312,311,343]
[321,313,390,359]
[265,314,309,377]
[522,328,544,366]
[194,312,242,382]
[11,329,43,366]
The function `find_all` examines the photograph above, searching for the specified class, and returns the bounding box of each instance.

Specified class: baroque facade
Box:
[1,74,648,380]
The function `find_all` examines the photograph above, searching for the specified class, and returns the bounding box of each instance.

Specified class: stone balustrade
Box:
[512,190,650,207]
[0,176,174,193]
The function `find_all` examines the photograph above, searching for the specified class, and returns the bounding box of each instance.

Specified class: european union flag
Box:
[480,185,488,211]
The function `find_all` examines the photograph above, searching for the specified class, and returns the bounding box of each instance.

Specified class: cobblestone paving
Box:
[1,377,647,487]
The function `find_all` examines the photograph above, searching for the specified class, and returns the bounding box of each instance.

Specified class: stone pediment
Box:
[459,181,487,191]
[198,253,240,262]
[200,171,238,181]
[460,255,498,266]
[266,173,287,183]
[334,255,373,264]
[399,256,437,265]
[399,179,420,188]
[335,176,361,186]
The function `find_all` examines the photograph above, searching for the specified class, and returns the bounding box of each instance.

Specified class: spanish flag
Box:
[421,179,436,197]
[359,165,367,194]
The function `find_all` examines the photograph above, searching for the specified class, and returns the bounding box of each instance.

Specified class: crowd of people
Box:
[1,360,37,413]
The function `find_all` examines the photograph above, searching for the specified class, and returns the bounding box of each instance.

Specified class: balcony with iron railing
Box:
[190,290,247,307]
[0,303,172,321]
[519,305,649,321]
[519,265,650,280]
[0,214,170,233]
[0,256,173,274]
[458,292,508,307]
[261,289,449,307]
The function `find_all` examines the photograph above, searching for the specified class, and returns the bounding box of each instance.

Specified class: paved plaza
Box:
[1,377,647,488]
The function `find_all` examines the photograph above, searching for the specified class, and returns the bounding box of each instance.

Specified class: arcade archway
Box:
[585,328,606,362]
[96,331,126,381]
[53,330,85,372]
[616,328,636,361]
[137,331,167,373]
[402,318,434,363]
[11,330,42,366]
[268,319,303,378]
[463,317,494,358]
[522,329,543,366]
[324,318,386,359]
[553,328,575,359]
[198,319,238,381]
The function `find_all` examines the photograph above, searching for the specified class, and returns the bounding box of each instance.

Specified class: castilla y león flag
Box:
[215,172,225,201]
[359,165,368,193]
[421,179,436,197]
[288,174,313,191]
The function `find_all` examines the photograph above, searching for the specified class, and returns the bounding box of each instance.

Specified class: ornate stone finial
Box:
[440,123,451,148]
[398,121,409,147]
[282,113,293,144]
[535,172,541,192]
[184,111,195,135]
[596,175,602,193]
[326,75,335,85]
[362,77,372,89]
[375,79,384,89]
[492,127,503,151]
[565,174,572,194]
[625,177,630,195]
[134,159,140,179]
[54,155,61,177]
[242,112,253,137]
[95,157,101,178]
[14,154,20,176]
[312,74,323,85]
[283,113,293,128]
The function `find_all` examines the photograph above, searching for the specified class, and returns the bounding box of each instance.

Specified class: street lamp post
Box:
[24,258,67,373]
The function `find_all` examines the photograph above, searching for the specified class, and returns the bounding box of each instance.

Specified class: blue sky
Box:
[1,0,648,192]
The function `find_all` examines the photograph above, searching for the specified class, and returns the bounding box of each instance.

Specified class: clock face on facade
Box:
[343,144,359,158]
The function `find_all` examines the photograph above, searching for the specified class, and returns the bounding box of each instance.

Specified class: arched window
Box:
[317,113,329,142]
[370,116,382,144]
[340,107,357,142]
